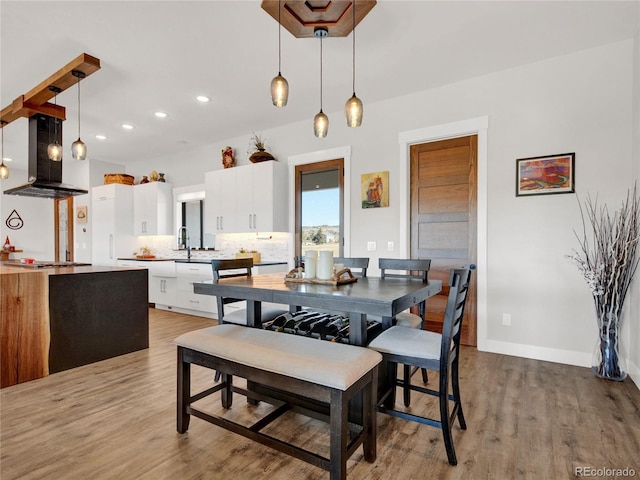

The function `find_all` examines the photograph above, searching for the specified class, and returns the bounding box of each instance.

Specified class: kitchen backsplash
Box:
[134,232,291,262]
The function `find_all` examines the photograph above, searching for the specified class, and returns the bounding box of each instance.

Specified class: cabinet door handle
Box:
[249,214,252,229]
[109,234,114,259]
[220,216,223,230]
[253,213,257,229]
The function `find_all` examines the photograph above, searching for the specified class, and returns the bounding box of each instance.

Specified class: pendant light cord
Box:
[320,35,323,111]
[77,79,81,137]
[278,0,282,75]
[352,1,356,94]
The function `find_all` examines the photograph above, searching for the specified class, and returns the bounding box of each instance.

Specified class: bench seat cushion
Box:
[175,324,382,391]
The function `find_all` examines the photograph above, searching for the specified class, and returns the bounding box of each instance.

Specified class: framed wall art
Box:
[76,205,88,223]
[361,171,389,208]
[516,152,575,196]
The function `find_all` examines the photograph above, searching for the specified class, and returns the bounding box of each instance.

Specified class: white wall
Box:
[2,39,637,382]
[629,13,640,386]
[134,40,637,377]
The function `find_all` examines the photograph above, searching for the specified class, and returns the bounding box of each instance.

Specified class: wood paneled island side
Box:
[0,264,149,388]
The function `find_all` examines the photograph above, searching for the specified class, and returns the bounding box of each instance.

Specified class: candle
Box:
[317,250,334,280]
[304,250,318,278]
[305,257,317,278]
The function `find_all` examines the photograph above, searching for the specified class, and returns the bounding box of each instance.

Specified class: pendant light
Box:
[313,27,329,138]
[270,0,289,107]
[0,121,9,179]
[345,1,363,127]
[71,70,87,160]
[47,86,63,162]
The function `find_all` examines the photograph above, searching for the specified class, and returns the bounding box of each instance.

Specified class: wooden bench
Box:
[175,324,382,480]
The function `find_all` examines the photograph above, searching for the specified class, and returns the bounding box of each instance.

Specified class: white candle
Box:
[317,250,334,280]
[305,257,317,278]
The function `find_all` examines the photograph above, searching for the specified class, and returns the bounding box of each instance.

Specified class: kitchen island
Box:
[0,263,148,388]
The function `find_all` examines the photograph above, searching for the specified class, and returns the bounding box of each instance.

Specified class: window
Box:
[294,159,344,260]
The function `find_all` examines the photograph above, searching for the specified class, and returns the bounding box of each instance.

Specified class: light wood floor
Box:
[1,309,639,480]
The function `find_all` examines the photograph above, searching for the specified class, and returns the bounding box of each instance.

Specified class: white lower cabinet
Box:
[173,263,217,316]
[148,261,177,306]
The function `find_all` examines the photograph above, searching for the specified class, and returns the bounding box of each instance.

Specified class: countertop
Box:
[0,263,147,275]
[117,257,287,267]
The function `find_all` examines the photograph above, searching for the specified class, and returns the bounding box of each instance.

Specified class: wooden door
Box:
[410,135,477,346]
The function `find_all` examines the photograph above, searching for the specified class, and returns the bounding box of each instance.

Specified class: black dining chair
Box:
[367,267,471,466]
[377,258,431,404]
[211,258,289,327]
[333,256,369,277]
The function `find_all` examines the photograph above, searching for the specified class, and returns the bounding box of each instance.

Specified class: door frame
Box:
[398,116,488,351]
[288,145,352,266]
[54,197,74,262]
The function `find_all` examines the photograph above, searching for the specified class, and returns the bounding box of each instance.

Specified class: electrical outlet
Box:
[502,313,511,326]
[367,241,376,251]
[387,241,394,251]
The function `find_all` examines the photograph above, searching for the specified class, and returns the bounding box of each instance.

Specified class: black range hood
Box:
[3,115,88,199]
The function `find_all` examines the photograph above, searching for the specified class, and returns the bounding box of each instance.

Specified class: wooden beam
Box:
[0,53,99,126]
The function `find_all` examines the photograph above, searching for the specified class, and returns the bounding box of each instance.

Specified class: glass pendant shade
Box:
[345,94,363,127]
[271,74,289,107]
[48,141,63,162]
[72,138,87,160]
[314,110,329,138]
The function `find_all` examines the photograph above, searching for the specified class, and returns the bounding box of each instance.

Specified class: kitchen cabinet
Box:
[133,182,173,235]
[205,162,287,234]
[92,185,134,266]
[173,262,217,315]
[204,168,237,233]
[148,261,177,306]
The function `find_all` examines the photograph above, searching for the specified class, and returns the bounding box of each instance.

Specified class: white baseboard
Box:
[481,339,640,391]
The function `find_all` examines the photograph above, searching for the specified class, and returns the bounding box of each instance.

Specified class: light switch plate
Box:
[367,241,376,251]
[387,241,394,251]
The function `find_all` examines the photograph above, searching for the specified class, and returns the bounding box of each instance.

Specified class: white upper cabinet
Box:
[134,182,174,235]
[205,162,287,235]
[205,168,237,233]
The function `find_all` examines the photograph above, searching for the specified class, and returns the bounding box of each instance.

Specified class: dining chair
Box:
[333,256,369,277]
[378,258,431,329]
[211,258,289,327]
[367,267,471,466]
[377,258,431,404]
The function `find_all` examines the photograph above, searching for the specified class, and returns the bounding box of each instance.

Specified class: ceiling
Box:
[1,1,638,174]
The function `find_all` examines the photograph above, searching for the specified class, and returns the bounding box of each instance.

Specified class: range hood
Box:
[4,115,88,199]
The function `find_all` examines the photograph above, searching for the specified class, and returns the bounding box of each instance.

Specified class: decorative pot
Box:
[591,305,626,381]
[158,173,166,182]
[249,148,275,163]
[140,176,150,184]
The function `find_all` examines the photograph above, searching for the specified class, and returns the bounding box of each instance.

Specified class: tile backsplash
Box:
[134,232,291,263]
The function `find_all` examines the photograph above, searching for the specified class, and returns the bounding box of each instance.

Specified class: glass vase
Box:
[591,305,626,381]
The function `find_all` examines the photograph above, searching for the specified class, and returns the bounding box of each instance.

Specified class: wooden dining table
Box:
[193,272,442,346]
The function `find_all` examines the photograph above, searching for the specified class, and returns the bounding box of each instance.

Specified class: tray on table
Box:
[284,268,358,285]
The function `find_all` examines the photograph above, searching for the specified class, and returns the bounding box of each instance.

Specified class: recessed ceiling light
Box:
[96,135,107,140]
[121,124,134,130]
[196,95,210,103]
[154,111,168,118]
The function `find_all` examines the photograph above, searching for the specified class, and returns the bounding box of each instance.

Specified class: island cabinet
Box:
[133,182,173,235]
[1,265,149,388]
[204,161,287,234]
[92,184,134,266]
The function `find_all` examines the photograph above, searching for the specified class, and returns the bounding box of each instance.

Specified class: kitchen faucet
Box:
[178,226,191,259]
